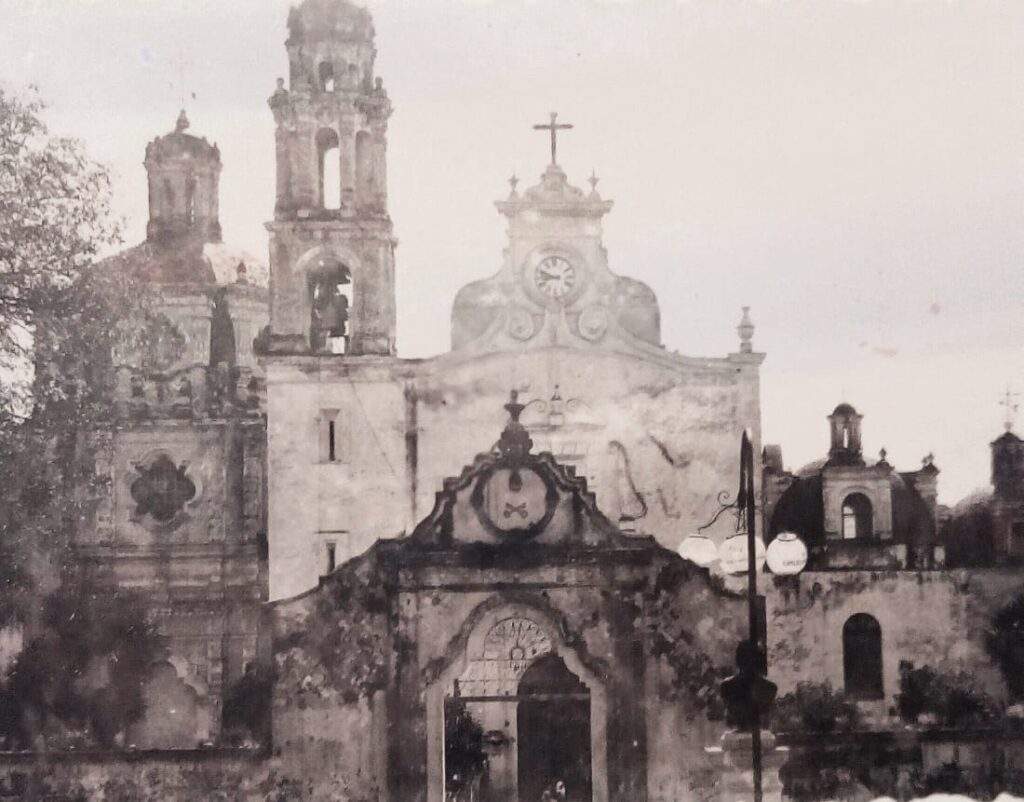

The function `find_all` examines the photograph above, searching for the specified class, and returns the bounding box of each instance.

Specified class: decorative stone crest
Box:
[130,454,196,524]
[577,305,609,342]
[506,306,537,341]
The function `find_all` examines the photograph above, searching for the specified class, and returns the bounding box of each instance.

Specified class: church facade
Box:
[6,0,1024,799]
[261,0,764,603]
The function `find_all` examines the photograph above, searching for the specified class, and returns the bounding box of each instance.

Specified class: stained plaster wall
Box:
[765,568,1024,706]
[265,544,748,802]
[264,346,762,601]
[76,420,266,744]
[0,750,269,801]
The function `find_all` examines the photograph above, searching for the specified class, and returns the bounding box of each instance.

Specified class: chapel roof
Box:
[768,466,935,548]
[100,240,268,289]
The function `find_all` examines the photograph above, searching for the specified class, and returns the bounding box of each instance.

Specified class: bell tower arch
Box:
[265,0,396,356]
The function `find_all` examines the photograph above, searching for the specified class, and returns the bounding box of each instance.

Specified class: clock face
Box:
[533,255,578,300]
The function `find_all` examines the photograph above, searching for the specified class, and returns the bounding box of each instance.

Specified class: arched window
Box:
[164,179,175,216]
[841,493,873,539]
[355,130,374,208]
[843,613,883,699]
[308,255,351,353]
[185,177,196,225]
[316,128,341,210]
[318,62,335,92]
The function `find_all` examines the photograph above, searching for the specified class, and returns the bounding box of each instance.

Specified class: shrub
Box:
[771,681,861,733]
[896,662,999,727]
[2,577,164,749]
[221,662,275,747]
[986,593,1024,701]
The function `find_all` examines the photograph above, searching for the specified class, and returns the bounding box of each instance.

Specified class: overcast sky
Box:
[2,0,1022,504]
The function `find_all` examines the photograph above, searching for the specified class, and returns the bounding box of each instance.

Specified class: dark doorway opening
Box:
[517,654,592,802]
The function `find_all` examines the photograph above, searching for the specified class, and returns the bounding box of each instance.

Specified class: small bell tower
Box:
[827,403,865,467]
[265,0,396,356]
[145,110,222,244]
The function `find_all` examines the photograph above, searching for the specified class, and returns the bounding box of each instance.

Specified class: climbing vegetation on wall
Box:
[643,558,746,717]
[273,547,390,705]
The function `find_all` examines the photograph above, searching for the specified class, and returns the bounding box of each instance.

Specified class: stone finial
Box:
[1001,386,1020,433]
[588,170,600,192]
[548,385,565,427]
[737,306,754,353]
[879,447,888,463]
[508,173,519,196]
[922,452,935,467]
[175,108,190,134]
[497,389,533,460]
[236,261,248,285]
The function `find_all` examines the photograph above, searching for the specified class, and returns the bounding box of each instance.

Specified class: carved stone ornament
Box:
[577,304,609,342]
[471,391,558,539]
[130,454,196,523]
[507,306,537,341]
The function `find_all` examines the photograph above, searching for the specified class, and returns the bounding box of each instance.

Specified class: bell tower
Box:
[265,0,396,356]
[145,110,222,244]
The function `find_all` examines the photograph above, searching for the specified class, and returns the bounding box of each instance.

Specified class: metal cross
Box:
[1000,386,1020,432]
[533,112,573,165]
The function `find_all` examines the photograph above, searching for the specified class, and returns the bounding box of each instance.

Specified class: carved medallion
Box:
[577,304,609,342]
[471,465,558,540]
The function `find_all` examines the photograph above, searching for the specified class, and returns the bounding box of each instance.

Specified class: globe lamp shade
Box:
[718,533,766,575]
[765,531,808,575]
[677,533,719,568]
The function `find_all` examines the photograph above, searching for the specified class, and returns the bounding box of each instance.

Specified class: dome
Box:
[831,402,858,417]
[287,0,374,43]
[144,110,220,166]
[100,240,268,289]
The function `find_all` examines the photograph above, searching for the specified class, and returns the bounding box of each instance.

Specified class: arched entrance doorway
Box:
[517,654,592,802]
[431,610,607,802]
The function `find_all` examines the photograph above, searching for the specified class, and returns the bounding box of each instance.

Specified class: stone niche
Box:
[266,398,747,802]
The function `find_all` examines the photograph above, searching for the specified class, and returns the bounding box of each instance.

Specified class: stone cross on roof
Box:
[1000,386,1020,432]
[533,112,573,166]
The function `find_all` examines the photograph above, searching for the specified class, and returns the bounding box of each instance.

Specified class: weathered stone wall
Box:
[765,568,1024,705]
[265,345,761,601]
[76,419,266,745]
[0,749,267,801]
[265,541,748,802]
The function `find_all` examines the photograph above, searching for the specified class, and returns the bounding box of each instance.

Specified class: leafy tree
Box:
[0,87,119,422]
[0,87,164,748]
[986,593,1024,701]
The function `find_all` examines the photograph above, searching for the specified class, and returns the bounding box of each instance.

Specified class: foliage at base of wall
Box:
[221,663,275,747]
[770,681,861,734]
[0,576,164,749]
[897,662,1001,728]
[443,697,487,797]
[985,592,1024,701]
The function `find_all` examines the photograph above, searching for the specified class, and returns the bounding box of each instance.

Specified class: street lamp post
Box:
[679,430,807,802]
[738,429,765,802]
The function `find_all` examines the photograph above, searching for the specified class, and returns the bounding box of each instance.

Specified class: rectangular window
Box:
[318,409,340,463]
[325,541,337,574]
